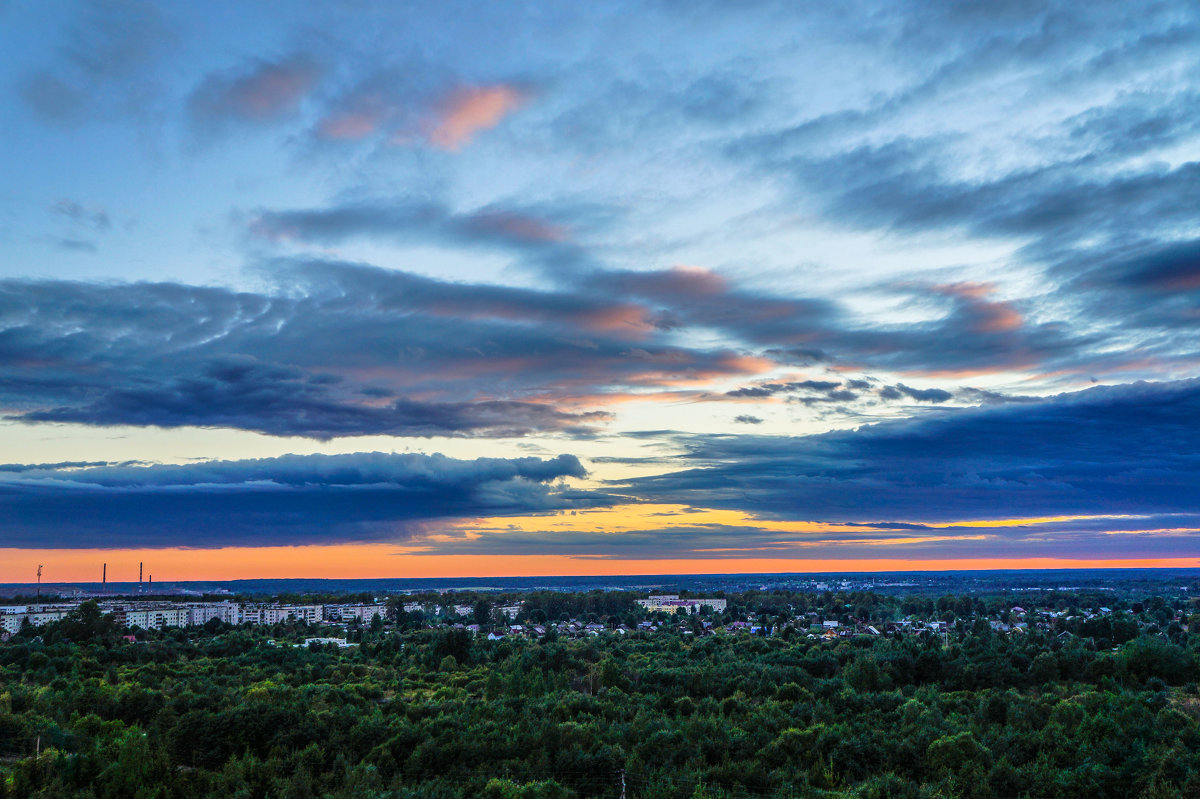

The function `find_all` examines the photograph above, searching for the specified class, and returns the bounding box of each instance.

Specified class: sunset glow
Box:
[2,2,1199,583]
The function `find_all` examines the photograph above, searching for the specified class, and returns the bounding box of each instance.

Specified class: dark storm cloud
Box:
[0,261,759,438]
[624,378,1200,523]
[0,452,602,548]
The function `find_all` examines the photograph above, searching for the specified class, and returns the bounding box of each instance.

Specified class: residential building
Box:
[636,595,728,614]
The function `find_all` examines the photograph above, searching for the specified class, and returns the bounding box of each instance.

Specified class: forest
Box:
[2,589,1199,799]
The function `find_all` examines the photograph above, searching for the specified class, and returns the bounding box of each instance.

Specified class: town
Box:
[2,586,1190,649]
[3,580,1199,799]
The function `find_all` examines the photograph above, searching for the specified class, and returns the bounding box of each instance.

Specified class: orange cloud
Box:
[932,281,1024,333]
[429,85,528,150]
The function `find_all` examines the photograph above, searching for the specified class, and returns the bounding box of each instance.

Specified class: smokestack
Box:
[139,562,143,583]
[102,563,106,584]
[149,574,152,584]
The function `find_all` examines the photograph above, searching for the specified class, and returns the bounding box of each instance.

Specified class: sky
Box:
[2,0,1200,583]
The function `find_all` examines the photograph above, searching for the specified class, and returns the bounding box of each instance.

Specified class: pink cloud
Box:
[193,56,321,124]
[931,282,1024,334]
[468,210,568,243]
[428,84,529,150]
[317,110,384,141]
[313,90,397,141]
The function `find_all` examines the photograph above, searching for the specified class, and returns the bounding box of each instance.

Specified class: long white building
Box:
[0,605,76,634]
[187,602,241,626]
[0,599,338,634]
[239,604,323,625]
[124,606,190,630]
[335,604,387,624]
[636,595,728,614]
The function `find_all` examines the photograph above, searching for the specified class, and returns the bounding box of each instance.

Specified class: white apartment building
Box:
[338,604,387,624]
[0,605,77,634]
[636,595,728,614]
[124,606,190,630]
[187,602,241,626]
[240,604,323,625]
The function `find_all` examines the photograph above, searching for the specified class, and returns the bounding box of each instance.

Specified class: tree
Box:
[57,600,121,644]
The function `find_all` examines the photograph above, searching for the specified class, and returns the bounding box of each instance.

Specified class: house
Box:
[301,637,353,648]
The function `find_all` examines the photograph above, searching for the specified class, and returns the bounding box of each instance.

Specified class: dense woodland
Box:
[3,590,1200,798]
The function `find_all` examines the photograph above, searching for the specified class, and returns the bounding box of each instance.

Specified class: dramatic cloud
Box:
[20,370,609,440]
[0,261,761,438]
[626,379,1200,523]
[245,194,1113,379]
[0,452,598,548]
[585,268,1088,378]
[4,1,1200,570]
[421,509,1200,562]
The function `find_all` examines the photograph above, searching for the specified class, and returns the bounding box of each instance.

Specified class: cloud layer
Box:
[0,262,758,438]
[0,451,595,548]
[3,1,1200,567]
[628,378,1200,523]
